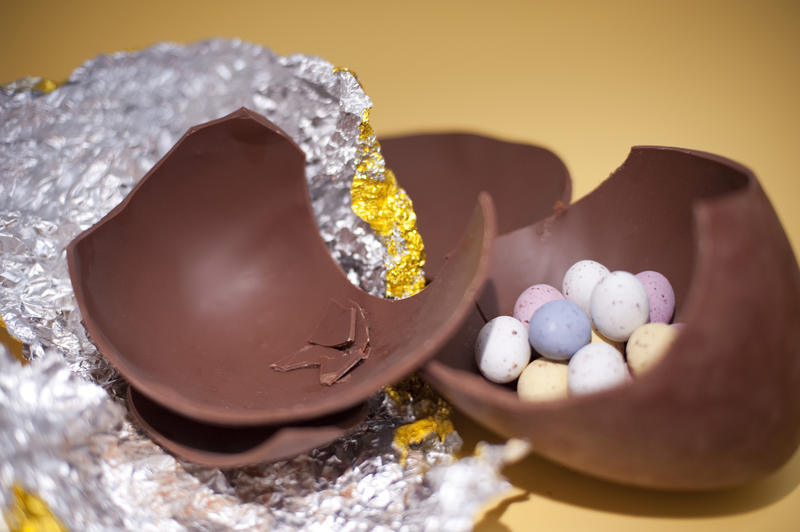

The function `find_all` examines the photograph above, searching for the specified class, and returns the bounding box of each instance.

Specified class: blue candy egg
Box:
[529,300,592,360]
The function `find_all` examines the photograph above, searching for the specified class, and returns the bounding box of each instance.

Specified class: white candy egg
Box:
[590,271,649,341]
[562,260,610,315]
[474,316,531,383]
[568,342,630,395]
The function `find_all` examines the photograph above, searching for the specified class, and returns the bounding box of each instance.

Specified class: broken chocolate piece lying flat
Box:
[271,344,340,372]
[275,300,371,385]
[308,299,357,348]
[320,304,370,385]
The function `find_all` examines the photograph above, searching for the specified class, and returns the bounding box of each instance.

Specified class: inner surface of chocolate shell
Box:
[67,108,496,426]
[381,133,571,278]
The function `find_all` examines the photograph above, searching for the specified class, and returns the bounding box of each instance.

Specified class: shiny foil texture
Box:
[1,348,512,531]
[0,40,510,530]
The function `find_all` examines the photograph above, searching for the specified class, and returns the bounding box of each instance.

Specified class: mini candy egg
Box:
[591,328,624,353]
[626,322,678,376]
[590,271,649,342]
[529,300,591,361]
[636,270,676,323]
[562,260,610,315]
[475,316,531,383]
[513,284,565,325]
[568,343,630,395]
[517,358,569,402]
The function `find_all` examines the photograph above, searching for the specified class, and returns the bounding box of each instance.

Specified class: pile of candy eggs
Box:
[474,260,680,401]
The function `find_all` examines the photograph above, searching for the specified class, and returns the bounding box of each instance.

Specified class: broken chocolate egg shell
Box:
[381,132,570,277]
[67,108,496,427]
[126,387,368,468]
[418,146,800,489]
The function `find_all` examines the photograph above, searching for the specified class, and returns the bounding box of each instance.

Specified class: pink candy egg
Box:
[513,284,565,324]
[636,270,676,323]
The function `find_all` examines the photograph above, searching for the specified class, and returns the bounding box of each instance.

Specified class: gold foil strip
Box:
[338,68,426,299]
[2,485,68,532]
[387,376,455,464]
[384,385,413,405]
[393,415,455,465]
[0,318,25,365]
[32,79,59,93]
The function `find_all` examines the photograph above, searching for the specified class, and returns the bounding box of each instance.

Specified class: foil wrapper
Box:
[0,40,391,386]
[1,349,512,531]
[350,109,426,298]
[0,40,512,530]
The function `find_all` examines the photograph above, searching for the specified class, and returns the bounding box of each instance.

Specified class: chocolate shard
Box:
[348,302,370,354]
[319,303,370,386]
[271,344,338,372]
[308,299,357,348]
[319,354,355,386]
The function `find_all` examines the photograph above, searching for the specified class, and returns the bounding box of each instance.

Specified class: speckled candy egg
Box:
[513,284,565,325]
[528,300,591,361]
[517,358,569,402]
[590,271,650,342]
[636,270,676,323]
[562,260,610,315]
[568,343,630,395]
[475,316,531,383]
[627,322,678,376]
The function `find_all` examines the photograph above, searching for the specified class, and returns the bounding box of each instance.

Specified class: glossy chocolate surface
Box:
[68,109,496,426]
[307,299,357,348]
[419,146,800,489]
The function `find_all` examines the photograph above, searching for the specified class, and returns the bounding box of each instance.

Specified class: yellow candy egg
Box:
[591,328,625,353]
[517,358,569,402]
[626,322,677,376]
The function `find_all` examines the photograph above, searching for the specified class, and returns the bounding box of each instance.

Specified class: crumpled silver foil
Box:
[0,40,513,531]
[1,348,513,531]
[1,39,384,379]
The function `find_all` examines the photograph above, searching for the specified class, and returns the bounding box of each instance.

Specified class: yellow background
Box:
[2,1,798,530]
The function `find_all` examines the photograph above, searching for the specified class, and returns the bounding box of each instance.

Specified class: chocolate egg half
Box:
[415,145,800,489]
[67,109,496,432]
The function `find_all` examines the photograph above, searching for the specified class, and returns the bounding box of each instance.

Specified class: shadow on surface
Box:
[453,409,800,519]
[474,492,529,532]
